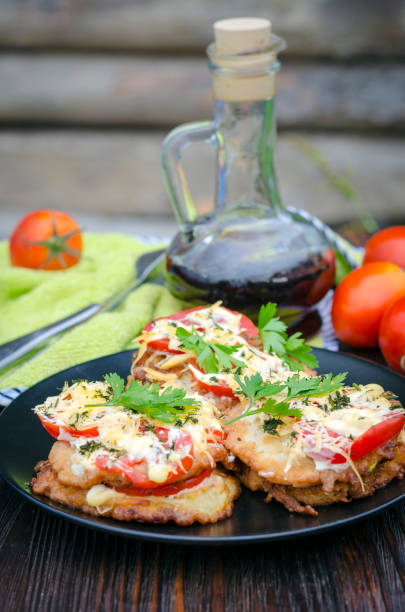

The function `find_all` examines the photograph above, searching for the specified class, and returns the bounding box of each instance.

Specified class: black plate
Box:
[0,349,404,545]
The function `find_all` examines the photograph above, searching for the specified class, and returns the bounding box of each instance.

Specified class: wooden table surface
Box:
[1,347,404,611]
[0,476,404,611]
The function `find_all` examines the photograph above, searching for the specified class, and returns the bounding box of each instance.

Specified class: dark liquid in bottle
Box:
[165,225,335,314]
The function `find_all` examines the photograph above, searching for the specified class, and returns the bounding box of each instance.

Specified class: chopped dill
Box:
[37,405,53,419]
[263,418,283,436]
[79,441,104,456]
[79,440,124,457]
[329,391,350,411]
[69,410,90,429]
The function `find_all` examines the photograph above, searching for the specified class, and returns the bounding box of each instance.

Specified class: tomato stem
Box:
[24,215,82,269]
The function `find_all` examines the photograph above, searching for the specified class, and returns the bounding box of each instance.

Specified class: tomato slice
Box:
[37,414,99,439]
[142,305,258,353]
[297,423,347,465]
[113,468,212,497]
[349,414,404,461]
[205,427,224,445]
[298,413,405,466]
[95,430,194,488]
[189,359,235,398]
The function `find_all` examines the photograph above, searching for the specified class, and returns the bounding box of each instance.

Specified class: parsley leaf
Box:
[314,372,348,396]
[175,327,244,373]
[258,302,319,370]
[86,374,199,425]
[233,373,283,410]
[262,398,302,419]
[284,335,319,371]
[225,371,347,426]
[105,372,125,402]
[258,303,286,355]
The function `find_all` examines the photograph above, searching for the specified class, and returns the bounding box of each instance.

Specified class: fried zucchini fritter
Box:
[223,384,405,515]
[31,458,241,526]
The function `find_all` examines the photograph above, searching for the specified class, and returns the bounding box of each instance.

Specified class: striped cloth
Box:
[0,386,27,407]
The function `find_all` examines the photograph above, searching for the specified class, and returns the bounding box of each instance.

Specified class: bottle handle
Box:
[161,121,216,228]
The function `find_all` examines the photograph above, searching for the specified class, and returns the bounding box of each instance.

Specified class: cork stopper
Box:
[208,17,284,103]
[214,18,271,54]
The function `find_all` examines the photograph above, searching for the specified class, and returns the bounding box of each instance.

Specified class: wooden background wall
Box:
[0,0,404,232]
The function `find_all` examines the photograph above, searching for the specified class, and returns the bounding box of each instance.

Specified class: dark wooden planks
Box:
[0,482,404,612]
[0,481,25,549]
[0,0,404,58]
[220,525,395,612]
[0,130,403,225]
[1,55,404,131]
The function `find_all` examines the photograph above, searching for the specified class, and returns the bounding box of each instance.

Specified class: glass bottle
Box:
[161,18,335,322]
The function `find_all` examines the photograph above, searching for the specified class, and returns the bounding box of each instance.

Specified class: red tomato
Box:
[37,414,99,439]
[298,423,345,465]
[299,413,404,465]
[9,209,82,270]
[364,226,405,268]
[349,414,404,461]
[114,468,212,497]
[331,262,405,347]
[189,359,235,398]
[379,295,405,374]
[142,305,258,353]
[95,430,194,488]
[205,427,224,445]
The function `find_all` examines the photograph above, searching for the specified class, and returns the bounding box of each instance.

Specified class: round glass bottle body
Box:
[162,43,335,318]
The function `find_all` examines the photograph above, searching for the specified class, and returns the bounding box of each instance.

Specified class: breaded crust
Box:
[224,411,322,487]
[31,461,241,526]
[223,397,404,488]
[49,440,226,490]
[48,441,130,489]
[236,438,405,516]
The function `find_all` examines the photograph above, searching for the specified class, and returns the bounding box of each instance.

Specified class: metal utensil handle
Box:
[0,303,101,371]
[0,248,166,372]
[105,249,166,311]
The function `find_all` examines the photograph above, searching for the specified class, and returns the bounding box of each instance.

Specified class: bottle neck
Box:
[212,96,283,216]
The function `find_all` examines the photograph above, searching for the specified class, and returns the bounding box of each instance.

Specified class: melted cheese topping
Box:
[137,303,246,353]
[251,383,404,473]
[35,305,404,488]
[35,380,113,429]
[136,302,293,389]
[34,380,223,484]
[188,344,292,391]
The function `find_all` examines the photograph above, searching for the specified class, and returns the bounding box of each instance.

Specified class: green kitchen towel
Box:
[0,234,186,388]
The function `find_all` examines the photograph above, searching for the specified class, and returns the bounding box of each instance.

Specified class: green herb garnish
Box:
[258,302,319,370]
[79,441,104,456]
[225,371,347,425]
[263,418,283,435]
[79,440,124,457]
[329,390,351,411]
[232,372,276,410]
[85,373,199,425]
[175,327,245,374]
[69,410,90,430]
